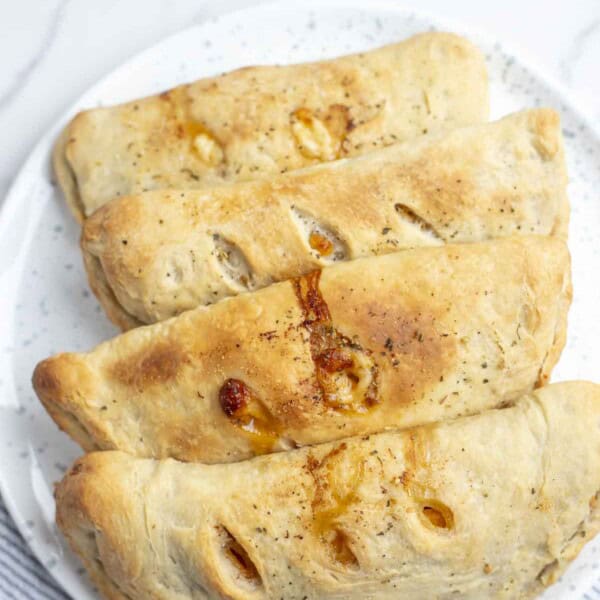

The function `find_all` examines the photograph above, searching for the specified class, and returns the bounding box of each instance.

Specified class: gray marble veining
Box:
[560,18,600,84]
[0,0,70,111]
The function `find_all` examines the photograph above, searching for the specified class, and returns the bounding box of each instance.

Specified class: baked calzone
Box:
[54,32,489,221]
[81,109,568,329]
[33,237,571,463]
[55,382,600,600]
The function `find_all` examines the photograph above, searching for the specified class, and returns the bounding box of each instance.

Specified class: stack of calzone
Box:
[35,31,599,600]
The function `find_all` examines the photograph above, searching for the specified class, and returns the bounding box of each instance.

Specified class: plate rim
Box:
[1,0,599,597]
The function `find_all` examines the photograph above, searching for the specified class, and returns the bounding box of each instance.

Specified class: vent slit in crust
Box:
[212,233,255,291]
[216,525,263,590]
[290,206,349,263]
[419,500,455,530]
[394,203,443,241]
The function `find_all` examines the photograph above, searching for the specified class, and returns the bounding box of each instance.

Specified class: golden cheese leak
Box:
[307,443,363,567]
[182,121,224,165]
[218,378,280,454]
[293,271,378,412]
[309,231,335,257]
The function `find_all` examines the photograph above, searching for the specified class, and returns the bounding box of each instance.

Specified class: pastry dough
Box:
[53,32,489,221]
[33,237,571,463]
[54,382,600,600]
[81,109,568,329]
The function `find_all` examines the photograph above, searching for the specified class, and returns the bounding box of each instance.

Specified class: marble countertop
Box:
[0,0,599,205]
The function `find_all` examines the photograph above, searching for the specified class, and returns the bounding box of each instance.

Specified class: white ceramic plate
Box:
[1,1,599,598]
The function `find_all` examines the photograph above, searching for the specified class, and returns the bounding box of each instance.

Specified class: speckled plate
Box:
[1,1,599,598]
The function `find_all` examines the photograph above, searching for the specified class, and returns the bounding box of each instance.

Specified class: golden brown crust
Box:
[53,125,87,223]
[54,32,489,220]
[33,237,571,463]
[81,250,143,330]
[81,108,569,328]
[55,382,600,600]
[32,355,106,452]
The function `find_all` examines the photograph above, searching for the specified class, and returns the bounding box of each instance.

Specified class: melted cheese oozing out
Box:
[291,109,337,161]
[193,132,224,165]
[322,349,376,412]
[309,231,335,257]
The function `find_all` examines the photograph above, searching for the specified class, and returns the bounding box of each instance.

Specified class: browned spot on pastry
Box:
[32,354,97,422]
[303,449,318,466]
[32,358,61,400]
[324,103,353,147]
[363,306,444,358]
[399,470,413,489]
[218,378,280,454]
[331,295,455,406]
[306,443,362,568]
[391,158,474,223]
[110,342,188,389]
[32,356,104,453]
[217,526,262,586]
[67,460,86,477]
[293,271,378,412]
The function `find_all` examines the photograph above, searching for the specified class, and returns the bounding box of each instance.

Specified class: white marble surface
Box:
[0,0,599,206]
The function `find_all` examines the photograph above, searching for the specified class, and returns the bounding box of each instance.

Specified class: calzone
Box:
[54,32,489,221]
[33,237,571,463]
[81,109,568,329]
[55,382,600,600]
